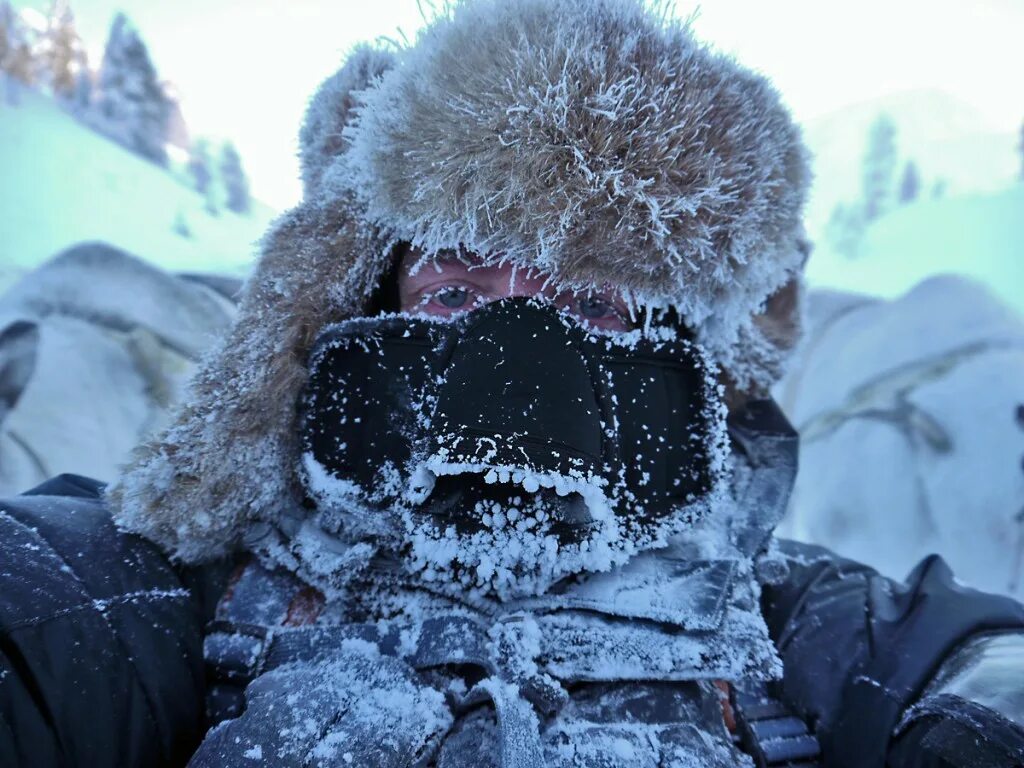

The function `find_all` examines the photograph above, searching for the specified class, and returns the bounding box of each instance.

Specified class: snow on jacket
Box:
[3,476,1023,767]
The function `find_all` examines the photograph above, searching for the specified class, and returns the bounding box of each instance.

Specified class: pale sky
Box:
[14,0,1024,210]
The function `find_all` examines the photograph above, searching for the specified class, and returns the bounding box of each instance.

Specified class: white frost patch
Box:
[242,745,262,760]
[407,452,613,524]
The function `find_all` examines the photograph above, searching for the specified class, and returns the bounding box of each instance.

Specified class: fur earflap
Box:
[111,0,811,561]
[109,198,390,560]
[300,44,396,198]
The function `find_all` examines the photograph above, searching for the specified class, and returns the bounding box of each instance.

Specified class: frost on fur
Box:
[109,0,810,563]
[338,0,809,389]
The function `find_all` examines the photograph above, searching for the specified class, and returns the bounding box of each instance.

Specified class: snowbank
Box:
[0,89,274,293]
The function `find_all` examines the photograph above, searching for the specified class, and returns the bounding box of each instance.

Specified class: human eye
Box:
[414,283,484,316]
[432,285,470,309]
[577,296,615,320]
[568,294,632,330]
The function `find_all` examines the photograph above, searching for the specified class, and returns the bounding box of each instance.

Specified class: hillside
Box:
[805,183,1024,315]
[801,88,1019,240]
[0,90,276,291]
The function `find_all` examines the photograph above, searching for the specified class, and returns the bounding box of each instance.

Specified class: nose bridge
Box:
[503,267,553,301]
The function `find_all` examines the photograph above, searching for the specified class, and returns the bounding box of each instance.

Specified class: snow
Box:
[197,649,452,767]
[0,89,275,294]
[776,275,1024,596]
[806,184,1024,316]
[802,89,1019,244]
[800,88,1022,315]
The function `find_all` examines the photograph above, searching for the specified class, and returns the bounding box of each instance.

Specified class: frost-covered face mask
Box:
[299,298,730,597]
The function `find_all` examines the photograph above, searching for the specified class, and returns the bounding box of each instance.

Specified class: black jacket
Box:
[2,476,1023,767]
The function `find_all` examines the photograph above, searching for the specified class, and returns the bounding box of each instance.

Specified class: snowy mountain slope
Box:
[0,90,276,291]
[805,183,1024,315]
[801,88,1018,240]
[775,276,1024,596]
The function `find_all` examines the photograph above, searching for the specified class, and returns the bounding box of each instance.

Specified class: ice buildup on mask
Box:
[299,298,730,598]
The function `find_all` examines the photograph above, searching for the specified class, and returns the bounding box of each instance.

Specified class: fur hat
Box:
[110,0,811,562]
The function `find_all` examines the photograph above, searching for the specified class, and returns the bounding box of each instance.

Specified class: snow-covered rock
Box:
[0,242,237,494]
[775,275,1024,596]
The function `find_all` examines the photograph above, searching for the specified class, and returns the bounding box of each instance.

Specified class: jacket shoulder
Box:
[0,475,208,767]
[764,538,1024,768]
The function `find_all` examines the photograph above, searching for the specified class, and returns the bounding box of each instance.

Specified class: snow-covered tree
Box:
[39,0,84,97]
[825,202,866,259]
[898,160,921,204]
[861,114,898,222]
[93,13,171,165]
[219,141,251,214]
[0,2,12,66]
[1,1,36,104]
[188,138,213,194]
[69,65,91,114]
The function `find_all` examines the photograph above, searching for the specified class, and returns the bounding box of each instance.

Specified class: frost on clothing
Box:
[199,541,777,767]
[289,299,731,598]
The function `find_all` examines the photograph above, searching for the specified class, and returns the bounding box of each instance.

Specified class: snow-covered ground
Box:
[806,184,1024,316]
[0,89,275,292]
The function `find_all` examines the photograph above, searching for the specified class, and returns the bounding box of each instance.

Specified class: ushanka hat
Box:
[110,0,811,562]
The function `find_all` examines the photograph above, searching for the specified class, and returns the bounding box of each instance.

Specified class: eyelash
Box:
[416,284,630,325]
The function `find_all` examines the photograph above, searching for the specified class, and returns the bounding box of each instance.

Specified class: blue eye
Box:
[436,286,469,308]
[578,296,612,319]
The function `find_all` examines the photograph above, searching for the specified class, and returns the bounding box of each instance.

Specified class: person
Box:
[2,1,1023,766]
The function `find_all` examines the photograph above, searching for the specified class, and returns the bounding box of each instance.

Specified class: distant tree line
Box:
[187,137,252,215]
[2,1,252,214]
[826,114,948,259]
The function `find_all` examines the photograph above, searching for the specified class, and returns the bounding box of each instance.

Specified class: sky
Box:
[13,0,1024,210]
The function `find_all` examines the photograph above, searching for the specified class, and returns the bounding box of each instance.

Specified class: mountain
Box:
[801,88,1019,240]
[0,89,276,293]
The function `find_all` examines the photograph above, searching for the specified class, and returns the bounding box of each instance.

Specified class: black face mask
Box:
[299,298,729,594]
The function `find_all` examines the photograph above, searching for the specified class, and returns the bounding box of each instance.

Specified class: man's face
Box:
[397,250,634,332]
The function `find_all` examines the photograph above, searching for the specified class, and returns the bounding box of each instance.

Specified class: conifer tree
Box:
[0,2,11,68]
[93,13,171,165]
[69,65,91,113]
[1,1,36,103]
[825,202,866,259]
[898,160,921,204]
[861,114,898,222]
[41,0,83,97]
[219,141,251,214]
[188,138,213,195]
